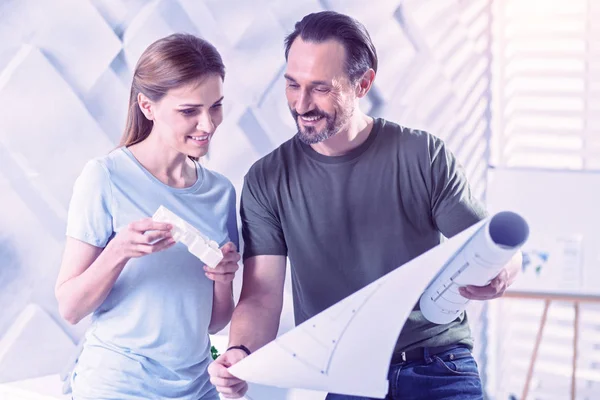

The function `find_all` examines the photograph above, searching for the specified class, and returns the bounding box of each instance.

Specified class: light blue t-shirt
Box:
[66,147,238,400]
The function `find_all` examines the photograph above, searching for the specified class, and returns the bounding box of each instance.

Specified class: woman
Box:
[55,33,240,399]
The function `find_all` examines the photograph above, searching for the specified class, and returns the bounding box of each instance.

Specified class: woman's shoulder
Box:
[198,164,235,193]
[80,148,127,175]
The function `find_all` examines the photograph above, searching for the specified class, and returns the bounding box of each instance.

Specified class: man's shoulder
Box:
[380,119,440,146]
[246,136,296,181]
[378,119,443,158]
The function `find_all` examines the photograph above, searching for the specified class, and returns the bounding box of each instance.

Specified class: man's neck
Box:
[310,113,374,156]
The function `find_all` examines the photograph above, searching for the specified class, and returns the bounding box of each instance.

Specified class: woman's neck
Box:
[128,133,197,188]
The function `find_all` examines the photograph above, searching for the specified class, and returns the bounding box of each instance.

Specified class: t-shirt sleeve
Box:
[240,166,287,260]
[427,136,488,238]
[65,159,114,247]
[226,184,240,250]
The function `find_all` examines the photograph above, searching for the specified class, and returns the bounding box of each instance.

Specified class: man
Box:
[208,11,521,400]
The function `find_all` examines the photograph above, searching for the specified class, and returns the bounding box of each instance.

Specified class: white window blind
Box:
[491,0,600,171]
[490,1,600,399]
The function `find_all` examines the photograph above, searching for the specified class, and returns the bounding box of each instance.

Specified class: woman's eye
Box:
[180,109,198,116]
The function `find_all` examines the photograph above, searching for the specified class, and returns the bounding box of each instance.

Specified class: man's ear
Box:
[355,69,376,98]
[138,93,154,120]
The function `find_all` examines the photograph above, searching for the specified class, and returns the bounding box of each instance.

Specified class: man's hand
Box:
[208,349,249,399]
[459,252,522,300]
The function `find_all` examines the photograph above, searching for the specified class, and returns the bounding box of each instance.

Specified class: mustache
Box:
[291,109,328,119]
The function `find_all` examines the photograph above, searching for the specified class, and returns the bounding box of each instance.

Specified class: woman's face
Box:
[147,74,224,159]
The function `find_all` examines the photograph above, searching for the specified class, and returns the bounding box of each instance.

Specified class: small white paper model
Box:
[228,212,528,398]
[152,205,223,268]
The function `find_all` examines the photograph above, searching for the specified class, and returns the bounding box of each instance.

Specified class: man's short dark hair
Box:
[284,11,378,83]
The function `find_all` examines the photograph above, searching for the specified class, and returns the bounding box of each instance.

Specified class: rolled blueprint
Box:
[419,211,529,324]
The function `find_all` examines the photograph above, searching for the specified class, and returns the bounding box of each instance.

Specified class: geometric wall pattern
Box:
[0,0,493,390]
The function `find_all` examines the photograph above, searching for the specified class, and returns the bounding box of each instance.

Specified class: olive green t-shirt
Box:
[240,118,487,354]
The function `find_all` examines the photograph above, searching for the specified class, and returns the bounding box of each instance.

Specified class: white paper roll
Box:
[419,211,529,324]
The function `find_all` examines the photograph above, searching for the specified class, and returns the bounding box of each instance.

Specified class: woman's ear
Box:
[138,93,154,121]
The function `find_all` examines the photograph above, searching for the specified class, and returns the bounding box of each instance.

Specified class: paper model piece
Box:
[228,212,528,398]
[152,205,223,268]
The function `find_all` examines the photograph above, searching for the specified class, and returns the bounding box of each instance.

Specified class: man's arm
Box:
[426,134,523,300]
[208,255,286,398]
[228,255,287,350]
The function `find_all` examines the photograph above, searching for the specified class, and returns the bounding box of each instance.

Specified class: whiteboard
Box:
[486,167,600,296]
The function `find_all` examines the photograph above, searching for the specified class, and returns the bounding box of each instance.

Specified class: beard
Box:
[291,107,350,145]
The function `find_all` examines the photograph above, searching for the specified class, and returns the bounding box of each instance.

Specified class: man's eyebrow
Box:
[284,74,330,86]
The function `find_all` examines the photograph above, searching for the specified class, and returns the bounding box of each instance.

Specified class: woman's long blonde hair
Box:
[119,33,225,147]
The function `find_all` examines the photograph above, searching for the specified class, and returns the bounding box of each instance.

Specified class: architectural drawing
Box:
[229,219,487,397]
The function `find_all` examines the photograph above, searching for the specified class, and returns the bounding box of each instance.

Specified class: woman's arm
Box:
[55,237,127,324]
[55,219,174,324]
[208,281,235,334]
[205,242,241,334]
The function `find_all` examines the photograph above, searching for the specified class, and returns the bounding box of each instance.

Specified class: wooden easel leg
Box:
[522,299,551,400]
[571,301,579,400]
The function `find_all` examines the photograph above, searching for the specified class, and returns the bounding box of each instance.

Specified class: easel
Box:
[503,290,600,400]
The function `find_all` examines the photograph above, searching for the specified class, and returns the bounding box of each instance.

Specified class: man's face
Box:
[284,38,357,144]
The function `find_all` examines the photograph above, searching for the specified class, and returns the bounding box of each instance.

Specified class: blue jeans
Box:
[325,346,483,400]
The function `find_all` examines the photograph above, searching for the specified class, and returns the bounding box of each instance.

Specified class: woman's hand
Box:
[108,217,176,262]
[204,242,241,283]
